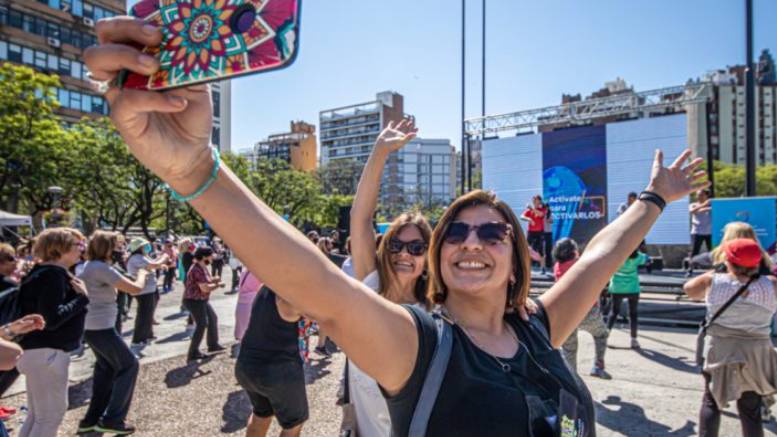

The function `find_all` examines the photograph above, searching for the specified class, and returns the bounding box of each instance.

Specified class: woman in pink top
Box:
[234,270,262,341]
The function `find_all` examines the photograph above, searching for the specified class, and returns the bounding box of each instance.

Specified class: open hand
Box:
[83,17,213,192]
[646,149,709,204]
[374,118,418,154]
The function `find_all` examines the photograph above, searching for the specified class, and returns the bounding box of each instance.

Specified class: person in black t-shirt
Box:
[82,32,708,436]
[17,228,89,437]
[236,286,306,436]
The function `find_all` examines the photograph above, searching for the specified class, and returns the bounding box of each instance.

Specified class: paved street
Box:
[1,267,776,436]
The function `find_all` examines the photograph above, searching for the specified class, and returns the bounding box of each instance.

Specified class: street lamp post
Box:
[745,0,756,196]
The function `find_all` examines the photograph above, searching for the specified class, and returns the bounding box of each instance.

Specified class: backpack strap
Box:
[407,314,453,437]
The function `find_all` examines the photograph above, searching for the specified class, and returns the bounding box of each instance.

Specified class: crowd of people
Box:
[0,13,775,437]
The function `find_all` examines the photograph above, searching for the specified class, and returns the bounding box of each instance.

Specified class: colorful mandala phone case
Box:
[119,0,300,90]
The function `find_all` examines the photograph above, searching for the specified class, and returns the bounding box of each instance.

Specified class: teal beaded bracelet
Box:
[165,146,221,202]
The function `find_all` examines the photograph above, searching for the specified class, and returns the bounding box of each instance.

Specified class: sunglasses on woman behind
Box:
[444,222,512,245]
[387,238,428,256]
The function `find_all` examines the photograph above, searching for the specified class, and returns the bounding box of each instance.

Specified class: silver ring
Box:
[86,72,112,95]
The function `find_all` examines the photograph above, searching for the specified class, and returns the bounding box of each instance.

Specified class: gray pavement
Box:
[5,267,241,396]
[4,267,777,435]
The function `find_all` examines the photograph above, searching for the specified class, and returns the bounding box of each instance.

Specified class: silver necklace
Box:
[441,308,520,373]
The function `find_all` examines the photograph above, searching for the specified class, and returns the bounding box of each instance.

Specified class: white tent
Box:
[0,210,33,227]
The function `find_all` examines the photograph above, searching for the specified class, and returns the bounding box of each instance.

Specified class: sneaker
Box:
[208,345,226,353]
[95,421,136,435]
[589,366,612,380]
[76,419,97,434]
[315,346,331,357]
[630,338,641,349]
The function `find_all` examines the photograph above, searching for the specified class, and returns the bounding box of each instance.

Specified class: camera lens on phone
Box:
[231,4,256,34]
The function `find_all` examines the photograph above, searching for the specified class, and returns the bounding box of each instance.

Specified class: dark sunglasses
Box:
[387,238,428,256]
[444,222,512,245]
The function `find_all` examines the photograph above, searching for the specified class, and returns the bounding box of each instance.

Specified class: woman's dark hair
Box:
[552,238,578,264]
[429,190,531,311]
[193,247,214,260]
[629,248,640,259]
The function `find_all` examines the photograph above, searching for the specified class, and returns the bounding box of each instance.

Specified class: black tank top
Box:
[237,286,301,365]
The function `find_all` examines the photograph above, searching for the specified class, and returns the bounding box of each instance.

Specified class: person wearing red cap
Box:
[684,238,777,437]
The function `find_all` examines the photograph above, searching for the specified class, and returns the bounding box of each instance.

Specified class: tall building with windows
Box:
[688,53,777,165]
[210,81,231,153]
[319,91,407,199]
[0,0,122,122]
[393,138,456,207]
[251,121,317,172]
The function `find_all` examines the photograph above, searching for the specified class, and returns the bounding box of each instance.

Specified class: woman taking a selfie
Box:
[84,17,707,435]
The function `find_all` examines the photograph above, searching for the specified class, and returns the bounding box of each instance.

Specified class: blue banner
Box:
[711,197,777,253]
[543,126,608,244]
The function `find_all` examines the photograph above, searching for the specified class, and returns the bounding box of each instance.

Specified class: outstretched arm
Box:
[539,150,708,347]
[350,119,417,280]
[84,17,419,394]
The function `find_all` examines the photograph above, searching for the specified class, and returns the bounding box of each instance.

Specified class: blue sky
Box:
[128,1,775,154]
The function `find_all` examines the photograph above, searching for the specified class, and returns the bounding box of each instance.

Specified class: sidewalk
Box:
[2,272,776,435]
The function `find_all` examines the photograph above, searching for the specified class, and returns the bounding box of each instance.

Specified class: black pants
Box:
[115,292,130,334]
[163,268,176,292]
[699,372,763,437]
[527,231,545,266]
[231,266,242,291]
[543,232,553,268]
[132,292,157,344]
[211,260,224,278]
[606,293,640,338]
[183,298,219,358]
[0,369,19,397]
[692,234,712,258]
[83,329,139,426]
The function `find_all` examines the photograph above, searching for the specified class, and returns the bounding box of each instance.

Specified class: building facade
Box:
[319,91,408,200]
[252,120,317,172]
[689,53,777,165]
[211,81,231,153]
[0,0,122,122]
[390,138,456,207]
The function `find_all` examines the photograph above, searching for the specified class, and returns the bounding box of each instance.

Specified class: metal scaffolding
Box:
[464,83,713,137]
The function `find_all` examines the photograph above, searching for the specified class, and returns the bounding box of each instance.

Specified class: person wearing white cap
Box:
[126,238,168,347]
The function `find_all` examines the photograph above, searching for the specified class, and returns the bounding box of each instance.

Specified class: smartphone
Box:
[118,0,301,90]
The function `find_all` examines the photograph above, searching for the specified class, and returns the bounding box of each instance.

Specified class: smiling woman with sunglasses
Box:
[83,18,709,436]
[348,118,432,436]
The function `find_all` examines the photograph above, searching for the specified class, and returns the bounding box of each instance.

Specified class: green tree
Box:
[711,161,777,198]
[0,64,74,222]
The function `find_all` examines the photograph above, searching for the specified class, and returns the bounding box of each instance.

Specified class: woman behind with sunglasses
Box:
[347,118,432,436]
[82,21,708,434]
[17,228,89,437]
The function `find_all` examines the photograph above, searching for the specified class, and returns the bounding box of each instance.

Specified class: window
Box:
[70,92,81,109]
[47,54,58,71]
[71,61,82,79]
[8,44,21,63]
[22,47,33,64]
[22,14,33,32]
[0,41,6,60]
[59,58,71,76]
[81,94,91,112]
[58,89,69,106]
